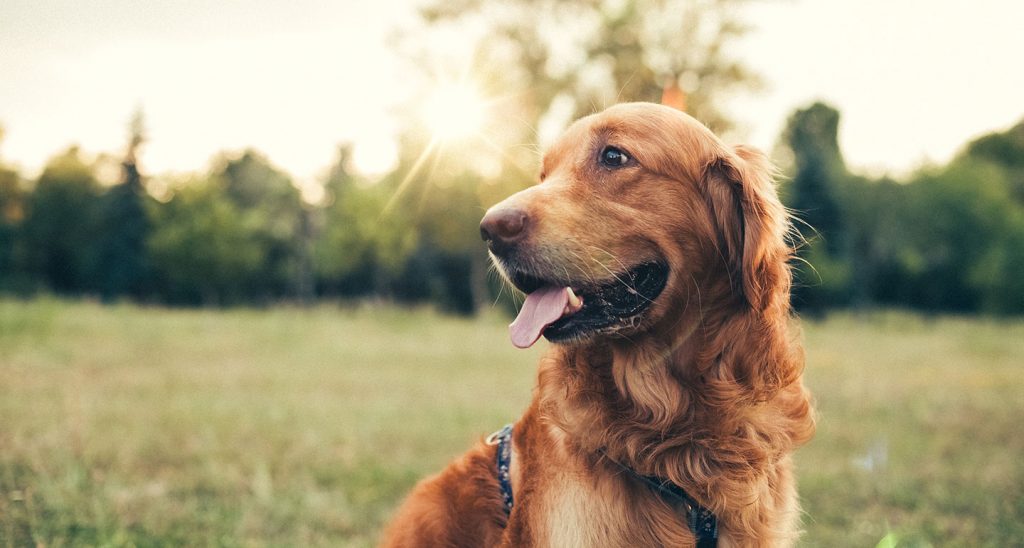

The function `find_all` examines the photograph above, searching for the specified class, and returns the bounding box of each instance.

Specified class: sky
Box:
[1,0,1022,187]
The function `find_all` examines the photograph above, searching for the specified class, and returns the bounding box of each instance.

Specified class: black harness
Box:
[487,424,515,514]
[486,425,718,547]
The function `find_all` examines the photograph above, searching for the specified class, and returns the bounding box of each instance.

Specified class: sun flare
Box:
[384,78,497,213]
[421,81,488,141]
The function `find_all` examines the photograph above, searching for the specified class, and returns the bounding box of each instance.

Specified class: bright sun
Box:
[421,81,488,141]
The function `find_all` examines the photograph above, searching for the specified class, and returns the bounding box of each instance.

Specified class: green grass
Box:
[1,299,1022,547]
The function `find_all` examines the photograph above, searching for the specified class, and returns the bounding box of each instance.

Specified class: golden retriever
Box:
[382,102,815,547]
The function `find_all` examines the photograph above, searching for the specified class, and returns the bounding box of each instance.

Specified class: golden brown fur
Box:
[382,103,815,547]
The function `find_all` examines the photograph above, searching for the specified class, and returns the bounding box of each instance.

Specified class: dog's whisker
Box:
[566,249,599,285]
[585,249,658,305]
[790,255,823,286]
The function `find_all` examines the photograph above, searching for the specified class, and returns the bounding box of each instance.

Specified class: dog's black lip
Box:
[508,270,550,295]
[505,261,669,343]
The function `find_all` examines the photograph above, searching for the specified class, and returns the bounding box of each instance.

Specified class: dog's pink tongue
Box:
[509,286,572,349]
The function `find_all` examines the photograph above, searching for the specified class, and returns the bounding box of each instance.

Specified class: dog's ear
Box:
[702,145,790,310]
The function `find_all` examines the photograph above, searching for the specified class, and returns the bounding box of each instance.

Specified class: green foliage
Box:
[895,160,1016,311]
[3,0,770,313]
[956,121,1024,314]
[784,102,847,244]
[0,158,26,292]
[782,102,1024,315]
[829,156,1024,315]
[213,150,306,298]
[794,239,851,310]
[1,29,1023,317]
[96,111,152,301]
[875,532,900,548]
[19,147,105,294]
[969,211,1024,314]
[388,169,495,314]
[94,158,153,302]
[783,103,853,310]
[146,177,267,305]
[217,149,300,212]
[316,148,417,298]
[965,120,1024,202]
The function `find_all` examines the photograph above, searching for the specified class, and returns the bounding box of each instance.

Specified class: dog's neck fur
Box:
[535,291,814,544]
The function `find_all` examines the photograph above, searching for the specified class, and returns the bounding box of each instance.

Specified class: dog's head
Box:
[482,102,791,348]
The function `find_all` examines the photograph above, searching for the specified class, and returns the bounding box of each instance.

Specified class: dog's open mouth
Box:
[505,261,669,348]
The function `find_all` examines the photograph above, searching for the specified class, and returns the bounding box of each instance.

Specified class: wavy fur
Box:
[382,103,815,547]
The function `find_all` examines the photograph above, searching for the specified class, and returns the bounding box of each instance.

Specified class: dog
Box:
[382,102,815,547]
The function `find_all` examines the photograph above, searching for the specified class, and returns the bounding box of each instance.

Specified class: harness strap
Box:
[630,471,719,547]
[600,450,717,546]
[487,425,718,546]
[485,424,514,515]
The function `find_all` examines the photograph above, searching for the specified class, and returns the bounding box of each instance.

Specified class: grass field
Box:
[1,299,1022,547]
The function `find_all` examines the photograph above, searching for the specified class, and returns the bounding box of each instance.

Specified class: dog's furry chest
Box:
[514,429,710,548]
[532,471,629,547]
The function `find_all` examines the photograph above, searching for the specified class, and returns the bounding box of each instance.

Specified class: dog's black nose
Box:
[480,208,528,253]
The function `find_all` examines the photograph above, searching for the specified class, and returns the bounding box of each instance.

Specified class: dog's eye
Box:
[599,146,630,168]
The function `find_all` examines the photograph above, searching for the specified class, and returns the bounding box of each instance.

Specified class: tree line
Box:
[3,0,1022,316]
[0,102,1021,315]
[784,103,1024,316]
[0,129,468,312]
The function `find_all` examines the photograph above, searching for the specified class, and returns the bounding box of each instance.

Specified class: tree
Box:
[20,147,104,293]
[95,108,153,301]
[781,102,852,311]
[315,147,419,301]
[959,120,1024,313]
[396,170,494,314]
[783,103,847,251]
[968,210,1024,315]
[841,176,913,308]
[964,119,1024,203]
[417,0,761,134]
[0,126,27,292]
[0,167,21,286]
[777,104,1024,315]
[146,176,267,305]
[896,160,1018,312]
[212,149,305,300]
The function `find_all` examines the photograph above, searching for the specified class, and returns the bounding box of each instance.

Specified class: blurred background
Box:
[1,1,1022,546]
